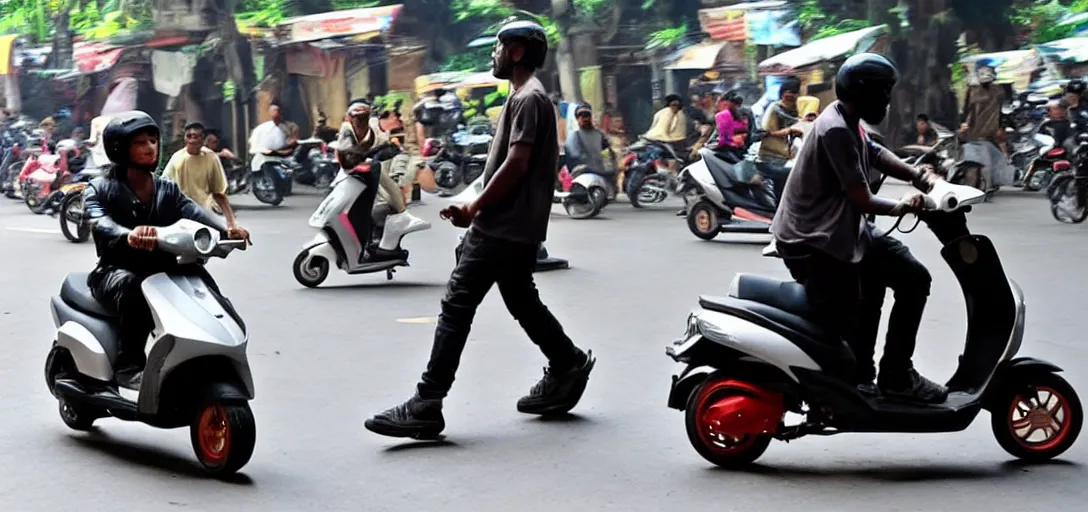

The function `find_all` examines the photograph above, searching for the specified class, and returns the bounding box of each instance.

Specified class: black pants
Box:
[417,229,581,399]
[88,265,221,373]
[782,236,931,384]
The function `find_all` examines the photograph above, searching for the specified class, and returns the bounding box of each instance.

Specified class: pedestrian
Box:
[161,121,239,223]
[958,59,1011,191]
[365,20,596,440]
[759,76,803,164]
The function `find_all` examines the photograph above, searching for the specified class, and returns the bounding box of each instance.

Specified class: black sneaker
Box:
[517,350,596,415]
[364,396,445,439]
[878,369,948,404]
[856,381,878,397]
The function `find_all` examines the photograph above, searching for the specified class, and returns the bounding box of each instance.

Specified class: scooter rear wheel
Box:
[190,402,256,476]
[991,372,1082,462]
[685,376,772,468]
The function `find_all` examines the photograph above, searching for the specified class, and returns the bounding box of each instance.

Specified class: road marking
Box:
[6,226,60,234]
[396,316,438,324]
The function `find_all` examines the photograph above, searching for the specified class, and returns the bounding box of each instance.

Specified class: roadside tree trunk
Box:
[551,0,581,101]
[52,2,74,70]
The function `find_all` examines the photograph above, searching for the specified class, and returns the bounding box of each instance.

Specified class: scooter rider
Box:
[770,54,946,403]
[336,99,429,261]
[83,111,251,390]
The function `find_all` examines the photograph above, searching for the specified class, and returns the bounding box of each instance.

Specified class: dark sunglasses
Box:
[185,132,204,140]
[576,112,591,118]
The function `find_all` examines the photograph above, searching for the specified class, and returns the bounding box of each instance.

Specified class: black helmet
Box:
[1066,79,1086,96]
[835,53,898,124]
[496,20,548,70]
[836,53,898,102]
[102,111,159,171]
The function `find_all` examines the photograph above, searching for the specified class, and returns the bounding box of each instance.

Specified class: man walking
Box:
[365,20,595,440]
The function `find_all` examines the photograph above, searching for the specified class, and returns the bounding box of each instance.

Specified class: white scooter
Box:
[556,164,613,219]
[45,220,255,476]
[667,180,1082,468]
[293,146,432,287]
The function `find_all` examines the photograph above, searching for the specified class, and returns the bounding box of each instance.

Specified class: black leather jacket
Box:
[84,172,226,275]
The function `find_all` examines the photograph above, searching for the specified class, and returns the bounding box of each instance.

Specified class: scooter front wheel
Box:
[293,251,330,288]
[190,402,256,476]
[991,372,1082,462]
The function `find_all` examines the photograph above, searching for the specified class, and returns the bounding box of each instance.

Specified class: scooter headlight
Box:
[193,227,216,255]
[685,312,699,338]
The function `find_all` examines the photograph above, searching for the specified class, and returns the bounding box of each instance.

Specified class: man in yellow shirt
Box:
[162,121,239,230]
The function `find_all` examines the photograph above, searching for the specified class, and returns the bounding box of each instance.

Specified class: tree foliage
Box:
[0,0,152,43]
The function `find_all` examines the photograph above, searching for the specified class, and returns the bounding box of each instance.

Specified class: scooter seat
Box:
[60,272,117,318]
[699,286,855,374]
[728,273,810,317]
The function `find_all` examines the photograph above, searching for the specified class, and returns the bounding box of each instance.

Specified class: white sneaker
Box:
[379,211,431,250]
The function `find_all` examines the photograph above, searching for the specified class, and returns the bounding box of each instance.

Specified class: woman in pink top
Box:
[714,92,747,162]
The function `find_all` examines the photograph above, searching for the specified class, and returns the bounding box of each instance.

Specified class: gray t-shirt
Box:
[471,76,558,244]
[565,128,609,174]
[771,101,890,263]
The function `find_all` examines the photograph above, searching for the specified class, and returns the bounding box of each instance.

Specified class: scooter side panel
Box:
[143,274,246,349]
[684,160,727,206]
[695,309,820,381]
[310,173,363,228]
[300,235,342,270]
[56,321,114,382]
[51,296,118,380]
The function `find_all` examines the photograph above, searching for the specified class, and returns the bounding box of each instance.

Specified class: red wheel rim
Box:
[695,381,758,455]
[1008,386,1073,452]
[198,405,231,463]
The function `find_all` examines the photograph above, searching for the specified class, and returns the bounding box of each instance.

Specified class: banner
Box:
[284,5,402,44]
[700,10,747,42]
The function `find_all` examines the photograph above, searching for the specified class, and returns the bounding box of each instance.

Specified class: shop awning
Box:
[665,41,728,70]
[960,50,1040,89]
[279,5,403,44]
[0,35,17,75]
[73,42,124,73]
[758,25,887,73]
[1035,37,1088,64]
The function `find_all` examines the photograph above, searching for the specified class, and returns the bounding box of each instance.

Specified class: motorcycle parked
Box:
[1047,133,1088,224]
[666,180,1081,468]
[1018,132,1069,192]
[45,220,255,476]
[624,138,685,208]
[55,167,106,243]
[427,122,493,197]
[290,137,338,189]
[21,140,86,214]
[293,144,431,287]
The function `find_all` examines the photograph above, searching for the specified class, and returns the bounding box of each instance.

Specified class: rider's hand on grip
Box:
[127,225,157,250]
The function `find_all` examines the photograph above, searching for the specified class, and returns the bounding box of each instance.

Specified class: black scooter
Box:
[678,147,788,240]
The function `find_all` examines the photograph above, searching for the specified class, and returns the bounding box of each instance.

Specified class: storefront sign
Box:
[285,5,402,44]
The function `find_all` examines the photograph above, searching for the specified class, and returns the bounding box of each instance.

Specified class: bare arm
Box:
[209,156,236,226]
[869,142,929,191]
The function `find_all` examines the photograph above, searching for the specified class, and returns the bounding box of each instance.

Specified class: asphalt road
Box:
[0,184,1085,511]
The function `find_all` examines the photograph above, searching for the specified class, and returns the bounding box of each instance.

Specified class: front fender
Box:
[982,357,1064,411]
[668,365,716,410]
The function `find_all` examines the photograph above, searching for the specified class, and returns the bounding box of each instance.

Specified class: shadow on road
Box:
[382,437,459,453]
[64,431,255,484]
[720,458,1081,483]
[298,281,445,291]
